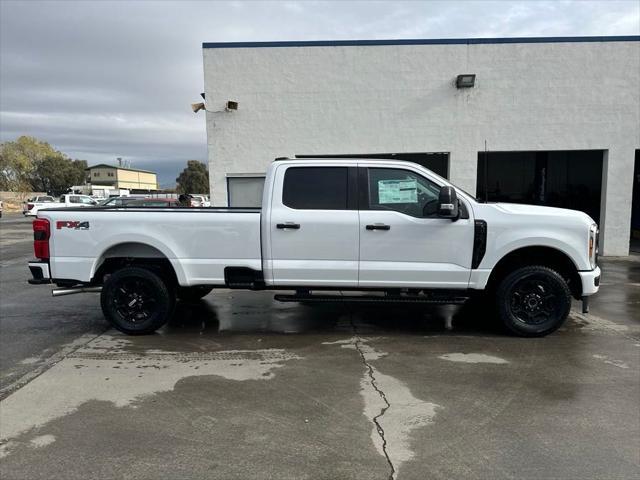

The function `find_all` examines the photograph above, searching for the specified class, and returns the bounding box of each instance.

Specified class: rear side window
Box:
[283,167,348,210]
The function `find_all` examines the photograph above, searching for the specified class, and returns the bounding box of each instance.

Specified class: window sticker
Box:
[378,179,418,204]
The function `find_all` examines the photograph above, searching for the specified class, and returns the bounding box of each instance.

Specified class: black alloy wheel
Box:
[101,266,174,335]
[496,266,572,337]
[113,278,158,322]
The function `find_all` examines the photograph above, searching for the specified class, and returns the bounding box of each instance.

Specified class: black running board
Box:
[274,294,468,305]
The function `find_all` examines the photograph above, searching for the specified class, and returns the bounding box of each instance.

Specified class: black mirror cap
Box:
[438,186,459,219]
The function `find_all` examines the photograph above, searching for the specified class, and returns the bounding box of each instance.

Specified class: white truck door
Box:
[358,166,474,289]
[268,164,359,287]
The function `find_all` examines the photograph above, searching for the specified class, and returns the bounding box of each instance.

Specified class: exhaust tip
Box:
[52,286,102,297]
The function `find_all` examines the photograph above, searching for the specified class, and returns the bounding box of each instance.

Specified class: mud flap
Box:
[581,296,590,314]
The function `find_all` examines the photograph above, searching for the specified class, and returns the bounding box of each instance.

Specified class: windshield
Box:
[420,168,479,202]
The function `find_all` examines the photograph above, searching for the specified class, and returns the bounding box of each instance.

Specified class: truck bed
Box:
[38,207,262,286]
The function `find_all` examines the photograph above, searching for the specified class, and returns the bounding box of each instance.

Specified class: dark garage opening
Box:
[476,150,603,224]
[631,150,640,253]
[296,152,450,179]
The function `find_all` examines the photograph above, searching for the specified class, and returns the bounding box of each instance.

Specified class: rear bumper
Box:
[28,260,51,284]
[578,266,600,296]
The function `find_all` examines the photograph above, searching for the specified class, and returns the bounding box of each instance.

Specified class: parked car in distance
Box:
[98,197,179,207]
[98,196,145,207]
[23,195,56,216]
[29,195,56,203]
[190,195,210,207]
[124,198,180,207]
[24,194,96,216]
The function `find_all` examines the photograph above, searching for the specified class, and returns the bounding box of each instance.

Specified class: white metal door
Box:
[268,164,359,286]
[358,166,474,288]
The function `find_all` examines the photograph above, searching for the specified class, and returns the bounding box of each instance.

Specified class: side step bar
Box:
[274,294,468,305]
[226,282,258,289]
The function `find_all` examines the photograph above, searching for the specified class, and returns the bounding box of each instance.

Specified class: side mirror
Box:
[437,186,459,220]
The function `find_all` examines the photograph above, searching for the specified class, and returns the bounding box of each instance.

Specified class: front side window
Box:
[283,167,348,210]
[368,168,441,217]
[68,196,81,204]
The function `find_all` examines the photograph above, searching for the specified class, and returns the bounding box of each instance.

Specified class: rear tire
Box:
[101,266,175,335]
[177,286,214,302]
[496,265,571,337]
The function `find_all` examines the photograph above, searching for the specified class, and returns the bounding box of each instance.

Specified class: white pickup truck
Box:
[24,194,97,216]
[28,158,600,337]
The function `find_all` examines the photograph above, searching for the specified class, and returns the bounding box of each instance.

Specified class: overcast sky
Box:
[1,0,639,186]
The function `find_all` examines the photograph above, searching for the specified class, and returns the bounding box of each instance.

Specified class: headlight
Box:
[589,224,598,269]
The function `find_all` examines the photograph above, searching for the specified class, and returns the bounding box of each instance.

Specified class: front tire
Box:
[496,266,571,337]
[101,267,175,335]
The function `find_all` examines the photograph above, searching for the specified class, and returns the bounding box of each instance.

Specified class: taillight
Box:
[33,218,50,259]
[27,203,34,210]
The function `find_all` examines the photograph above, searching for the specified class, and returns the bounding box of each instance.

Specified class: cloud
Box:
[1,0,638,185]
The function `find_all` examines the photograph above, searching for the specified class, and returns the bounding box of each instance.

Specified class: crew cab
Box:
[24,194,97,216]
[28,158,600,337]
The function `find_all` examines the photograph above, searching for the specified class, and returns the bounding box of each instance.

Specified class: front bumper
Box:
[28,260,51,284]
[578,265,601,296]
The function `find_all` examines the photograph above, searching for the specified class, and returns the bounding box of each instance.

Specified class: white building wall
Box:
[203,38,640,255]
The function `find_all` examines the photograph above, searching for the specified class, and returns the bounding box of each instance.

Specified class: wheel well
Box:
[92,242,178,287]
[487,246,582,299]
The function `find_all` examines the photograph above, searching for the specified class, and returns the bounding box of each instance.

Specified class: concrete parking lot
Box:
[1,212,639,480]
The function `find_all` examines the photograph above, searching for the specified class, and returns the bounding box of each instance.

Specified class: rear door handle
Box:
[366,224,391,231]
[276,222,300,230]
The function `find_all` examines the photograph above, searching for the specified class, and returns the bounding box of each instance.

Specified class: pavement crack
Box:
[350,317,396,480]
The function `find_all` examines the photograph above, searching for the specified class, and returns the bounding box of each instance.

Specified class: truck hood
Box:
[479,202,595,226]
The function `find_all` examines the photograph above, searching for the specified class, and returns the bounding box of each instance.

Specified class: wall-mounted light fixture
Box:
[191,98,239,113]
[191,102,205,113]
[456,74,476,88]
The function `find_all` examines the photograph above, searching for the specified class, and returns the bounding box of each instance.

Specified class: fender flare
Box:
[90,234,187,285]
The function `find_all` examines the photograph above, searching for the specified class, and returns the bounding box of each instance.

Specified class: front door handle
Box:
[276,222,300,230]
[366,224,391,231]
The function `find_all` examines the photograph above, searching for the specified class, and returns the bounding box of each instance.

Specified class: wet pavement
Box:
[1,213,639,479]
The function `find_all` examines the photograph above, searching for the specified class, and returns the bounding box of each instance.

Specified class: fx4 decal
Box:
[56,221,90,230]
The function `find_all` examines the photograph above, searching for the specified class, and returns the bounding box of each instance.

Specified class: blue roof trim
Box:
[203,36,640,49]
